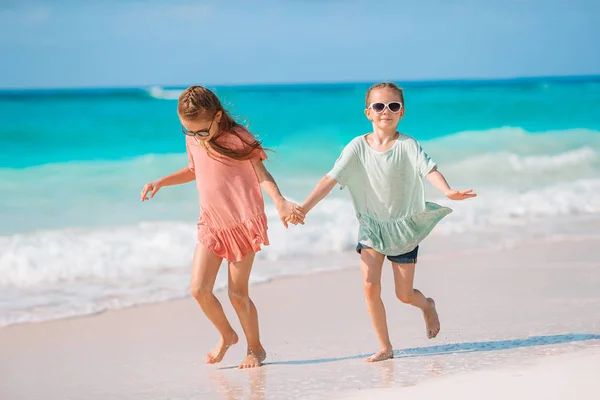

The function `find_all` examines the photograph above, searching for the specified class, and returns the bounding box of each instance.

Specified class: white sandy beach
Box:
[340,347,600,400]
[1,237,599,399]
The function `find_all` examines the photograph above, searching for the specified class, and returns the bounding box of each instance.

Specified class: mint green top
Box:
[327,134,452,256]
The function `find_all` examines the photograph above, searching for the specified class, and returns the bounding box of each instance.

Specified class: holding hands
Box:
[275,199,305,228]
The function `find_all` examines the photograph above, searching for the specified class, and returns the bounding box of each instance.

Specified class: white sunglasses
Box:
[368,102,403,113]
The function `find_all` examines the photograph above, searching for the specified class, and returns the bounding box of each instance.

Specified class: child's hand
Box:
[286,214,305,226]
[275,199,305,228]
[445,189,477,200]
[141,181,163,202]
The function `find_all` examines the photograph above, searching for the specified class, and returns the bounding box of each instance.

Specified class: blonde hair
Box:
[178,86,267,161]
[365,82,405,107]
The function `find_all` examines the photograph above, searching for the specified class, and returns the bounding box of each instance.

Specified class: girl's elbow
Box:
[320,175,337,193]
[321,174,336,185]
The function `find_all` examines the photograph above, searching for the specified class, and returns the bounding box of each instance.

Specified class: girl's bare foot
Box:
[206,331,239,364]
[365,349,394,363]
[238,346,267,369]
[424,298,440,339]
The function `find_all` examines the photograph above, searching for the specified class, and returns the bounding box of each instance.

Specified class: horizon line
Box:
[1,73,599,93]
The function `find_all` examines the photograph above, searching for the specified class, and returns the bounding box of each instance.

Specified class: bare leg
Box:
[190,244,238,364]
[392,262,440,339]
[228,251,266,369]
[360,248,394,362]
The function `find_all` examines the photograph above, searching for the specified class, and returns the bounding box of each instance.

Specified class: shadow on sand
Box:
[238,333,600,368]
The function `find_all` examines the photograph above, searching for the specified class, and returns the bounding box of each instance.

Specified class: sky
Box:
[0,0,599,89]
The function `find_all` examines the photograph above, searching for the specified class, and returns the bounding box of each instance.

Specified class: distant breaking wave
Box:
[146,86,184,100]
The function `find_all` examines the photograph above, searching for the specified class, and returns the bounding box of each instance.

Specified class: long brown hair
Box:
[178,85,268,161]
[365,82,405,107]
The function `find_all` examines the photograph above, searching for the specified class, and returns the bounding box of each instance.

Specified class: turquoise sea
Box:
[1,76,600,325]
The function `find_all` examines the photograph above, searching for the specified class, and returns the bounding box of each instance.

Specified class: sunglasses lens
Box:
[389,102,402,112]
[182,125,211,137]
[372,103,385,112]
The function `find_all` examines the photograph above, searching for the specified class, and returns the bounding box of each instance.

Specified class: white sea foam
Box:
[2,178,600,327]
[146,86,184,100]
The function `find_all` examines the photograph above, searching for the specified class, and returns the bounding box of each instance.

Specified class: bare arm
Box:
[157,166,196,187]
[252,161,304,227]
[425,169,452,195]
[253,161,285,205]
[301,175,338,214]
[141,166,195,201]
[425,169,477,200]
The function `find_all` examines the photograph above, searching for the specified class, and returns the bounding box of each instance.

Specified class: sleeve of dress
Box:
[252,146,268,162]
[416,142,437,177]
[327,141,358,186]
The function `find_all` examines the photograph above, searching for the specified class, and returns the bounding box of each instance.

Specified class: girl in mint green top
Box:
[298,82,476,363]
[328,132,452,256]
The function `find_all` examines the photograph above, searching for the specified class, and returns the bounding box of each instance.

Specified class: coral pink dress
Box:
[186,127,269,262]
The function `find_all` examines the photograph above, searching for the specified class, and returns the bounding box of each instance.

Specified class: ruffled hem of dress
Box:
[357,202,452,255]
[197,213,270,262]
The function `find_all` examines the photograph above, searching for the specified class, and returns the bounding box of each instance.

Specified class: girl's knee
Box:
[190,284,212,302]
[363,281,382,299]
[395,289,414,304]
[228,289,250,307]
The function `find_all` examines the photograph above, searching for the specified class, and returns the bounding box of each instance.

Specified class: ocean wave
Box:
[2,180,599,289]
[146,86,184,100]
[440,146,598,188]
[434,179,600,235]
[451,146,596,172]
[425,127,600,159]
[0,199,356,289]
[4,126,598,177]
[1,127,599,237]
[1,179,600,326]
[0,198,358,327]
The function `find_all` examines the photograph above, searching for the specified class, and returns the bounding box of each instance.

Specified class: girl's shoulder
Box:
[397,132,418,143]
[231,125,255,140]
[344,135,367,150]
[397,132,424,150]
[215,126,256,148]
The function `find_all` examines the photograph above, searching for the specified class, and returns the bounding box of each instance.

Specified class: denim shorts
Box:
[356,243,419,264]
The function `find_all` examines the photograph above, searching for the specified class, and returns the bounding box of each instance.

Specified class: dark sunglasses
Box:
[369,102,403,113]
[182,118,215,137]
